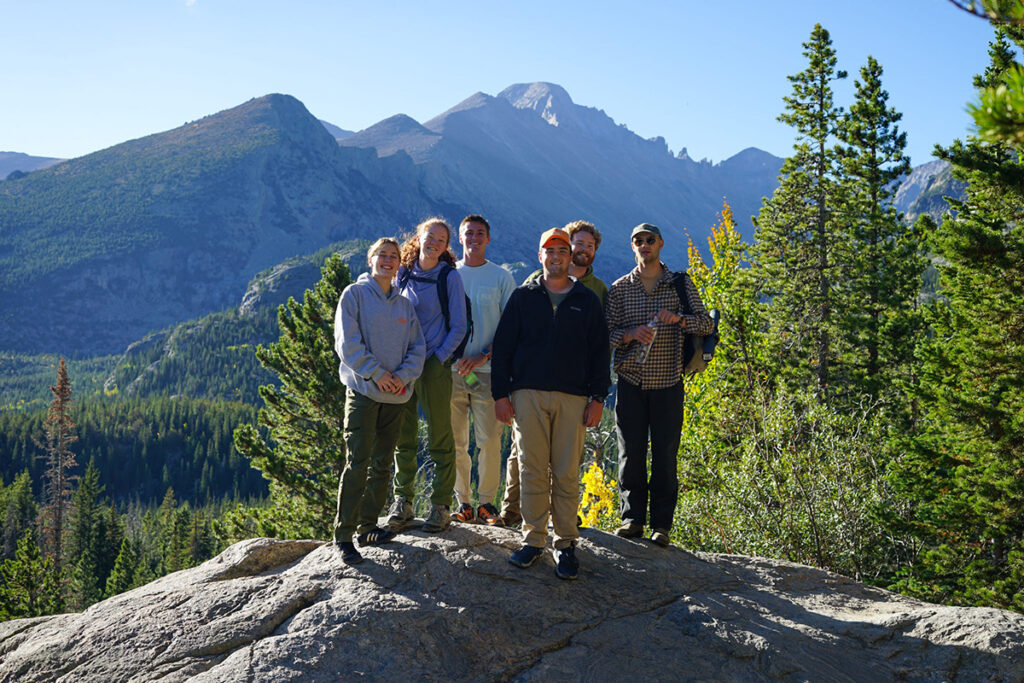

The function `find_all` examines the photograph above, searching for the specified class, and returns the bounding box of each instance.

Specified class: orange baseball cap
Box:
[539,227,571,249]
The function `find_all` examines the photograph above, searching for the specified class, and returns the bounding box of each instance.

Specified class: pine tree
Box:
[37,357,78,584]
[837,56,924,399]
[230,254,351,539]
[104,537,138,598]
[1,471,37,561]
[892,27,1024,611]
[66,460,105,610]
[751,24,848,393]
[0,529,61,620]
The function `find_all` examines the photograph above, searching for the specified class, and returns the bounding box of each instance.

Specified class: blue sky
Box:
[1,0,1000,165]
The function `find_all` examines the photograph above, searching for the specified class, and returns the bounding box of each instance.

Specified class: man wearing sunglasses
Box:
[605,223,714,547]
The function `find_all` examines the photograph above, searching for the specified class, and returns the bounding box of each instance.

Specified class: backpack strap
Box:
[397,265,413,292]
[673,270,693,316]
[437,263,452,332]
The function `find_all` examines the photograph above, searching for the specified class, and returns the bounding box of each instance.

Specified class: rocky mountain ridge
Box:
[1,530,1021,681]
[0,83,954,361]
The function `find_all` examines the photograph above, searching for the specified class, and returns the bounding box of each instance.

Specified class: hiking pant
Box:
[333,389,405,543]
[393,354,457,507]
[512,389,586,550]
[500,436,522,518]
[451,369,503,506]
[615,378,684,531]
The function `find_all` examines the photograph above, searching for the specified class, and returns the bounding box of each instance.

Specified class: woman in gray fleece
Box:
[332,237,426,564]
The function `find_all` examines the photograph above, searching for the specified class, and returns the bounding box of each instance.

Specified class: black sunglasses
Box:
[632,236,657,246]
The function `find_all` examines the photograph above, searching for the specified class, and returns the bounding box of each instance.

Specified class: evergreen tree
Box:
[37,357,77,583]
[0,529,61,620]
[837,56,924,400]
[230,254,351,539]
[892,27,1024,611]
[105,537,137,598]
[66,460,105,610]
[1,471,37,561]
[751,24,848,393]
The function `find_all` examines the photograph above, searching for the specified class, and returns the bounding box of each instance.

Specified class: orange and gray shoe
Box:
[451,502,476,523]
[477,503,506,526]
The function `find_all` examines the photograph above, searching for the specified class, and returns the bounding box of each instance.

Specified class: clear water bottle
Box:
[636,320,658,364]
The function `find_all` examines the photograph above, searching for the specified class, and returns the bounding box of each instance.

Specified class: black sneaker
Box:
[508,544,544,568]
[336,541,363,565]
[554,543,579,580]
[357,526,396,546]
[616,522,643,538]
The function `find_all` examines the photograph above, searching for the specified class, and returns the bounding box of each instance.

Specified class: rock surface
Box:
[1,527,1021,682]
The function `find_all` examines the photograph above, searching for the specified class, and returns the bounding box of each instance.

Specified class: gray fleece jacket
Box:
[334,273,426,404]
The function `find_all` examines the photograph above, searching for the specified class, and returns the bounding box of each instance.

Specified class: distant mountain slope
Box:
[343,82,784,278]
[0,84,786,358]
[0,95,443,355]
[0,151,62,179]
[319,119,354,141]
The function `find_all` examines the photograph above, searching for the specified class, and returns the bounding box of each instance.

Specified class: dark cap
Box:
[630,223,662,240]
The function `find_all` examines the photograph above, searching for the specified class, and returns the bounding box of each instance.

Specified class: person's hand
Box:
[455,353,488,377]
[495,397,514,425]
[629,324,656,345]
[654,309,681,325]
[376,371,402,394]
[583,399,603,428]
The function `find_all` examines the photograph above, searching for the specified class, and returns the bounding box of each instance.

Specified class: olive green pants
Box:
[333,388,406,543]
[393,355,457,506]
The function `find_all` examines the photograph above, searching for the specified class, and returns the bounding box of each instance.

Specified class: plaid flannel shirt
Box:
[605,264,714,389]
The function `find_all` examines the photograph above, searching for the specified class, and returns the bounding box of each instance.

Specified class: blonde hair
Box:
[367,237,400,263]
[400,217,456,269]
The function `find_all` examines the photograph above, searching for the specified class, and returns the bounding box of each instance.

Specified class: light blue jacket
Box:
[334,273,426,404]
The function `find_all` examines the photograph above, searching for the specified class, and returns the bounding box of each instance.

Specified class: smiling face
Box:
[369,242,401,280]
[570,230,597,269]
[459,221,490,256]
[631,232,663,266]
[419,222,450,262]
[539,242,571,279]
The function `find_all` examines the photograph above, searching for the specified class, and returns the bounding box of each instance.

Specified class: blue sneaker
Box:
[508,544,544,568]
[554,543,579,580]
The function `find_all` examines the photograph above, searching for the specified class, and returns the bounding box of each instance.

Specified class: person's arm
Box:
[490,289,520,402]
[393,307,426,390]
[586,294,612,403]
[606,282,654,348]
[436,268,468,363]
[335,288,384,382]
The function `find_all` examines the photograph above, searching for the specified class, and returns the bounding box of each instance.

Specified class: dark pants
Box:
[615,379,684,531]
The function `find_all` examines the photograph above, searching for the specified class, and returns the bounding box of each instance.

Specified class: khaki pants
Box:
[511,389,585,550]
[451,370,503,506]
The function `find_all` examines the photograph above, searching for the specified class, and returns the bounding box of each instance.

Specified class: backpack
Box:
[672,271,720,375]
[398,263,474,360]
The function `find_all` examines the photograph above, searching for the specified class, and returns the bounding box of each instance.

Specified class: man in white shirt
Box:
[450,214,517,525]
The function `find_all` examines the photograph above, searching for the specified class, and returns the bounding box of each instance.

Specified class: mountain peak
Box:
[498,82,575,127]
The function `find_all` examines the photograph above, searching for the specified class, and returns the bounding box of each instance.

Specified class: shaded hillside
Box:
[0,95,442,356]
[0,152,61,179]
[105,240,374,405]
